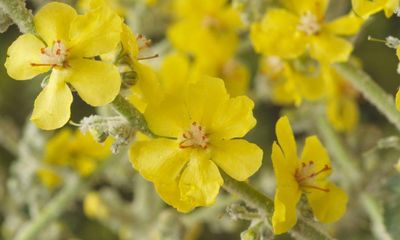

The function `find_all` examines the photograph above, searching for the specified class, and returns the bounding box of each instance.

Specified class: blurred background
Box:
[2,0,400,239]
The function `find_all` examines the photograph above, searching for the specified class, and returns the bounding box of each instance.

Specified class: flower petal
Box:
[210,95,256,139]
[211,139,263,181]
[31,70,73,130]
[134,62,162,107]
[67,59,121,106]
[351,0,387,18]
[275,116,298,163]
[271,142,298,185]
[325,13,364,36]
[160,53,191,94]
[307,182,348,223]
[154,180,196,213]
[121,24,139,60]
[179,152,223,208]
[250,9,307,59]
[396,89,400,111]
[4,34,49,80]
[185,77,229,129]
[129,138,188,182]
[327,96,359,132]
[300,136,332,180]
[34,2,77,45]
[292,70,326,101]
[384,0,399,17]
[144,96,190,138]
[272,185,301,234]
[69,3,122,57]
[310,34,353,63]
[282,0,329,18]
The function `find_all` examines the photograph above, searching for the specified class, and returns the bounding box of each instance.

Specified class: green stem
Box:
[335,63,400,131]
[315,114,361,186]
[111,95,154,137]
[221,172,334,240]
[360,194,392,240]
[0,0,34,33]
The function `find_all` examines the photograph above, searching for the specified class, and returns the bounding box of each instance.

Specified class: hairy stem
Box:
[315,114,361,186]
[335,63,400,131]
[111,95,155,137]
[360,194,392,240]
[0,0,34,33]
[221,172,334,240]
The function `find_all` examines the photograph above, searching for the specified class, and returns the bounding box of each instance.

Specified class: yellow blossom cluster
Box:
[37,129,112,188]
[251,0,364,132]
[5,0,400,237]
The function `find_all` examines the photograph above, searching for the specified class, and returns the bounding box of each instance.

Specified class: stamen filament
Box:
[368,36,387,43]
[137,54,159,61]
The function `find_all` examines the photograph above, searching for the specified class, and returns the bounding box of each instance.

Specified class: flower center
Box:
[297,11,321,36]
[262,56,284,78]
[136,34,159,60]
[202,15,221,29]
[31,40,69,68]
[179,122,209,149]
[294,161,331,192]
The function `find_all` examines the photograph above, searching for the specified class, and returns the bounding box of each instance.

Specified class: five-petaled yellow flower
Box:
[251,0,363,63]
[352,0,399,18]
[130,77,263,212]
[271,116,348,234]
[4,1,122,130]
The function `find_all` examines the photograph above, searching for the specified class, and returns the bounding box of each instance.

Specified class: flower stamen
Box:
[137,54,159,61]
[297,11,321,36]
[179,122,209,149]
[295,161,331,192]
[31,40,69,68]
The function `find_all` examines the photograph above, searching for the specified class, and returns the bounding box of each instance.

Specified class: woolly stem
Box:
[335,63,400,131]
[111,94,155,137]
[0,0,34,33]
[315,114,361,186]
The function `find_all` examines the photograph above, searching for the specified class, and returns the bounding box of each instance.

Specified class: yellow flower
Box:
[43,129,112,176]
[130,77,263,212]
[4,2,122,130]
[324,67,359,132]
[352,0,399,18]
[84,192,109,220]
[168,0,242,63]
[78,0,126,17]
[271,116,348,234]
[260,56,325,106]
[37,168,63,189]
[251,0,364,63]
[161,53,249,97]
[192,58,250,97]
[120,24,161,112]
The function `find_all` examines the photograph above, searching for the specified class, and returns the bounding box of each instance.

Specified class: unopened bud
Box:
[121,71,137,87]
